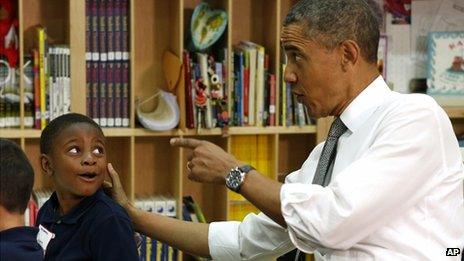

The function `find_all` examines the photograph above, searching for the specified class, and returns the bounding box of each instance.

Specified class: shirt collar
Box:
[41,189,104,225]
[340,76,391,133]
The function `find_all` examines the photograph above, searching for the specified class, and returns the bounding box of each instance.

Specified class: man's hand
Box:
[103,163,130,209]
[170,138,242,184]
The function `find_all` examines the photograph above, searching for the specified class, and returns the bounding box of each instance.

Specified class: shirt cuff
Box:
[208,221,242,260]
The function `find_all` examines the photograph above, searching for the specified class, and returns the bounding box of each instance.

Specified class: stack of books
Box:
[86,0,130,127]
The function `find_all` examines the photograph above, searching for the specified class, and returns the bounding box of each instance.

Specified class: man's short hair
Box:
[0,138,34,213]
[283,0,382,64]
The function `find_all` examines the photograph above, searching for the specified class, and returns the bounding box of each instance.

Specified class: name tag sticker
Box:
[37,225,55,251]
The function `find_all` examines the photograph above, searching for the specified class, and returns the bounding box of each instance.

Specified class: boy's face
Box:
[42,123,107,200]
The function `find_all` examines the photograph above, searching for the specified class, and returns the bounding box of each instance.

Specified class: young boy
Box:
[0,138,43,260]
[37,113,138,260]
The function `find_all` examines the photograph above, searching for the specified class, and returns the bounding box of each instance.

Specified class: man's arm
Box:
[238,170,285,227]
[170,138,286,227]
[106,164,211,258]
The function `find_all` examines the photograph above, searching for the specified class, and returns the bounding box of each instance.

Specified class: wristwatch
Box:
[225,165,255,192]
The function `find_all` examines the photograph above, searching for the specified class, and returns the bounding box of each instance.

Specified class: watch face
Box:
[226,169,242,191]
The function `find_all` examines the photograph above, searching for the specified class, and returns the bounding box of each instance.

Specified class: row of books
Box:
[85,0,130,127]
[229,135,274,202]
[227,135,272,221]
[232,41,275,127]
[0,27,71,129]
[183,40,314,130]
[134,197,178,261]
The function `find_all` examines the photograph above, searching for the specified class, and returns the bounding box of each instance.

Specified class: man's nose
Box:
[284,68,297,83]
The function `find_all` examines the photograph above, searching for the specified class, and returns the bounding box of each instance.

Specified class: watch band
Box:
[238,165,255,174]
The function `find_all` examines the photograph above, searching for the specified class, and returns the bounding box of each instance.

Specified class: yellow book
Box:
[36,27,47,129]
[156,241,162,260]
[281,64,287,127]
[168,245,174,261]
[146,237,151,260]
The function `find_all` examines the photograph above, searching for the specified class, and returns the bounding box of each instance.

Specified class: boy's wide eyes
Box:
[67,146,104,155]
[68,147,79,154]
[93,147,104,155]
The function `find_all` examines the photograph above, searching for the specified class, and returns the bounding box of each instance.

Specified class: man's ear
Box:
[40,154,53,177]
[339,40,360,71]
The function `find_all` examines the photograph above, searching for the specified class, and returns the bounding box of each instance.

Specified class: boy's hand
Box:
[170,138,241,185]
[103,163,130,209]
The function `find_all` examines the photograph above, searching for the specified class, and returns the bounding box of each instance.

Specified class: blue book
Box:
[233,51,244,126]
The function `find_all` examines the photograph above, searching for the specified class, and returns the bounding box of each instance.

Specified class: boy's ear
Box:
[40,154,53,177]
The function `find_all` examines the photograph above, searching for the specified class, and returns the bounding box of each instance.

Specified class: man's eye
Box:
[294,53,303,61]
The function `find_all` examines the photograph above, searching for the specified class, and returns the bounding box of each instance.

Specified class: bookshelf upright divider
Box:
[69,0,87,115]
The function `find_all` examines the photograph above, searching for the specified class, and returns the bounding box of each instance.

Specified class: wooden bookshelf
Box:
[443,107,464,119]
[3,2,321,260]
[2,1,459,261]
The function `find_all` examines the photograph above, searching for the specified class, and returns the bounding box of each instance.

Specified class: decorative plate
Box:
[191,2,227,51]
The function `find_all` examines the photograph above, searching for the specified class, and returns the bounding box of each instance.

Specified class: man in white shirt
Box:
[105,0,464,260]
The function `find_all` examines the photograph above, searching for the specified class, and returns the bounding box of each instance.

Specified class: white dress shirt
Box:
[208,76,464,260]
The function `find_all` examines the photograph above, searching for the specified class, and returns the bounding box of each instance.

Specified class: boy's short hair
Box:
[40,113,104,155]
[0,138,34,213]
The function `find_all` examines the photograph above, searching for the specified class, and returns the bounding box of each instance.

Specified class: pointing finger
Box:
[170,138,203,149]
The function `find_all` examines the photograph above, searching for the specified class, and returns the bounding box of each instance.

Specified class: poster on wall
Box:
[426,31,464,106]
[377,35,388,80]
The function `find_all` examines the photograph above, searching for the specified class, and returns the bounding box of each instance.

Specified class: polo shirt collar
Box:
[41,189,104,225]
[340,75,391,133]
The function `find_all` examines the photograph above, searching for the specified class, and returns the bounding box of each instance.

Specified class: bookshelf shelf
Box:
[0,129,41,139]
[183,125,317,136]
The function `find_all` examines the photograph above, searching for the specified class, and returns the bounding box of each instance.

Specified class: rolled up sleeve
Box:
[209,213,295,260]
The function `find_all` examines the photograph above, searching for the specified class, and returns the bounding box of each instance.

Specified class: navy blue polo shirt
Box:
[37,189,138,260]
[0,226,43,260]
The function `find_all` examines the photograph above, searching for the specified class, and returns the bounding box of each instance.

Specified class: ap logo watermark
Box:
[445,248,461,257]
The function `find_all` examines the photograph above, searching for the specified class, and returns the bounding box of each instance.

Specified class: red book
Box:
[121,60,129,127]
[99,62,107,127]
[268,74,276,126]
[243,68,249,125]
